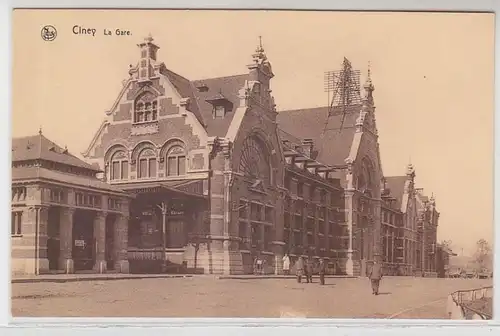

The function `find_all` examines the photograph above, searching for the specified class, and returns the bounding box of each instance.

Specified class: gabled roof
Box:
[12,134,98,171]
[384,176,407,209]
[192,74,249,137]
[277,105,361,166]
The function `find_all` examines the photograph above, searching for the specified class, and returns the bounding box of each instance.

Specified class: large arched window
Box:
[110,150,129,181]
[166,146,186,176]
[134,92,158,123]
[239,135,271,184]
[137,148,157,179]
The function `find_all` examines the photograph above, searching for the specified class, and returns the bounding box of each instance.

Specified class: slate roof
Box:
[159,65,249,137]
[160,67,205,127]
[384,176,407,209]
[277,105,361,166]
[12,134,98,171]
[192,74,249,137]
[11,166,125,193]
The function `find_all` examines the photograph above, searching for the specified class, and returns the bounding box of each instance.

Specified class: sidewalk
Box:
[12,273,193,284]
[12,273,357,284]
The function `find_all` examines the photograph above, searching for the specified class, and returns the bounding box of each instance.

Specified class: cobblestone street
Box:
[11,276,492,319]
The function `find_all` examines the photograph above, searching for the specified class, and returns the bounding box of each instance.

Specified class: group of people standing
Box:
[282,254,327,285]
[281,254,384,294]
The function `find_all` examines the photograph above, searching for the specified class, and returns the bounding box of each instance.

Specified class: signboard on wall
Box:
[74,240,86,247]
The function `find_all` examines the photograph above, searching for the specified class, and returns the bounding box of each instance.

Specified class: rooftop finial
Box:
[364,61,373,87]
[38,126,42,135]
[145,33,153,43]
[252,35,267,63]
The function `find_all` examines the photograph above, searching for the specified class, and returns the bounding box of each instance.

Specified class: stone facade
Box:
[11,134,131,276]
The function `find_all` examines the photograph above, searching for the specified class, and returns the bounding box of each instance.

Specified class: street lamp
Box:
[156,201,168,273]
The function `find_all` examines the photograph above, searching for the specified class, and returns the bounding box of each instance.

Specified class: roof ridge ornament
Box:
[252,36,267,64]
[363,61,375,102]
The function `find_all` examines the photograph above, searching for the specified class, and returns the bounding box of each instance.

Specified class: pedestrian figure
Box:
[282,254,290,275]
[295,256,304,283]
[368,260,383,295]
[305,256,314,283]
[318,258,326,285]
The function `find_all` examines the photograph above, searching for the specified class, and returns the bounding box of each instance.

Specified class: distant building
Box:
[436,244,458,278]
[416,189,439,277]
[11,36,440,276]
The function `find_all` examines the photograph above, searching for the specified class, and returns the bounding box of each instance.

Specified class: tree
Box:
[473,239,492,271]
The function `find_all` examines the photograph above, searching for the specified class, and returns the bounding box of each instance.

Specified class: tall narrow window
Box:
[11,212,16,235]
[137,148,157,179]
[11,212,21,235]
[166,145,186,176]
[110,150,129,181]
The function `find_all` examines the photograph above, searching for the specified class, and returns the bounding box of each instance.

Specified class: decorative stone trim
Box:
[131,122,159,136]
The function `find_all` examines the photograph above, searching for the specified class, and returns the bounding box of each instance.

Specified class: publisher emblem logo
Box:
[41,25,57,41]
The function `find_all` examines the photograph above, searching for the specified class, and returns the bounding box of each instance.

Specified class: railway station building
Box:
[11,36,439,276]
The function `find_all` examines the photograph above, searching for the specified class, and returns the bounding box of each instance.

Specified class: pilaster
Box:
[114,214,130,273]
[59,207,75,273]
[93,211,107,273]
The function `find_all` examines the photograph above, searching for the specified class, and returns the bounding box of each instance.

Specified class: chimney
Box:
[302,138,314,157]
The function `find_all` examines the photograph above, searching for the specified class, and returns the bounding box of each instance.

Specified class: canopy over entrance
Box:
[118,179,207,199]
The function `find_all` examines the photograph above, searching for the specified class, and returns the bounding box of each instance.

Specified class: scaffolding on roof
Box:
[322,58,362,134]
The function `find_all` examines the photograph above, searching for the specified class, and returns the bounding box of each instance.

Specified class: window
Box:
[239,201,247,219]
[11,212,22,235]
[110,150,129,181]
[309,186,315,201]
[166,146,186,176]
[138,148,157,179]
[134,92,158,123]
[265,206,273,222]
[214,105,226,118]
[297,183,303,197]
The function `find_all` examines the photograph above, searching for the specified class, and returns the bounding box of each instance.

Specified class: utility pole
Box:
[157,201,168,273]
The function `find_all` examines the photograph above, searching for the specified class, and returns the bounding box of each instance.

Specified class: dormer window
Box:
[214,105,226,118]
[206,89,233,119]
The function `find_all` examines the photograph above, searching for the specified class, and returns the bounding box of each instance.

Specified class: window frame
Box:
[110,150,129,181]
[165,145,187,177]
[137,148,157,179]
[134,92,159,124]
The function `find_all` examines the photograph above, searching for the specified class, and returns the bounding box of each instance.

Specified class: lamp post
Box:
[157,201,168,273]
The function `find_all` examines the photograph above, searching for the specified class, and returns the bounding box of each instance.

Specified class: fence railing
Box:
[446,286,493,320]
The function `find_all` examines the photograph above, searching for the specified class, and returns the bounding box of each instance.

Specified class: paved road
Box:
[11,276,492,319]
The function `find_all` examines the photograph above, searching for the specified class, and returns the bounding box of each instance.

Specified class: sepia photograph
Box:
[10,9,494,320]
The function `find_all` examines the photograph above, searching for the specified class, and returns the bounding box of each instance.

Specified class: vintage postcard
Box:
[10,9,494,320]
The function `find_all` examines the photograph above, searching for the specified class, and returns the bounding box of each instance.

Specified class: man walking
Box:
[368,259,383,295]
[305,256,314,283]
[318,258,326,285]
[295,256,305,283]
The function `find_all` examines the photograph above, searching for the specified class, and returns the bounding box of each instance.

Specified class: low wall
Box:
[446,286,493,320]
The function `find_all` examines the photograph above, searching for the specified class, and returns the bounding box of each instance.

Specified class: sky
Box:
[11,10,494,256]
